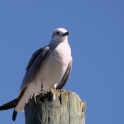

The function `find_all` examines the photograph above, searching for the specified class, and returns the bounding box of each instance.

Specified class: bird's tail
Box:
[0,98,17,110]
[0,98,18,121]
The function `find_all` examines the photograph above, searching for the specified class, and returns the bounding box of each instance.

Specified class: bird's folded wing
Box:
[57,59,72,89]
[19,46,50,92]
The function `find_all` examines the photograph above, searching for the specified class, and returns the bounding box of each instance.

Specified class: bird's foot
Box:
[50,89,56,101]
[32,93,37,105]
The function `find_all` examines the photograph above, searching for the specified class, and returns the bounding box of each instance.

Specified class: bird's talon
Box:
[33,93,37,105]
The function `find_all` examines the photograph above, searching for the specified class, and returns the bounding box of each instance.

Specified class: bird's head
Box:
[51,28,69,43]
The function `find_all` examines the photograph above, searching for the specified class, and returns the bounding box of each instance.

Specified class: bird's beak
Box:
[60,32,69,37]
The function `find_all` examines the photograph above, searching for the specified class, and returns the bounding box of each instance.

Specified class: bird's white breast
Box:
[35,42,71,90]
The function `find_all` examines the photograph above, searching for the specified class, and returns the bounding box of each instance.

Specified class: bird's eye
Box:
[55,31,60,36]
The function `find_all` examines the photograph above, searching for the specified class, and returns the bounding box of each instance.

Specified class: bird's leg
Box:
[48,83,58,101]
[53,83,57,89]
[41,83,44,92]
[32,93,37,105]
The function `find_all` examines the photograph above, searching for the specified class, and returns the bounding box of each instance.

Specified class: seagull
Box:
[0,28,72,121]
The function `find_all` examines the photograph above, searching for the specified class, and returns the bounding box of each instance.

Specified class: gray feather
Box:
[57,60,72,89]
[26,48,43,70]
[20,46,50,90]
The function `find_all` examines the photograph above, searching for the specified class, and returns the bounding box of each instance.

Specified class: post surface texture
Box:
[24,89,86,124]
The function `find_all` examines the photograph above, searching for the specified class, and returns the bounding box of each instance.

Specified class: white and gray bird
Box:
[0,28,72,121]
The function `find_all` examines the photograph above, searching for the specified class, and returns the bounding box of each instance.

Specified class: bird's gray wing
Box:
[56,59,72,89]
[26,48,43,70]
[0,46,50,121]
[20,46,50,91]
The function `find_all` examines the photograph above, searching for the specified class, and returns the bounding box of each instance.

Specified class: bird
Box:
[0,28,72,121]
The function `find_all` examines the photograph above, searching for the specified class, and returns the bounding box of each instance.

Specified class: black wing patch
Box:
[56,61,72,89]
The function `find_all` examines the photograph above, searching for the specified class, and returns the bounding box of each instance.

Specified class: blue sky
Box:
[0,1,124,124]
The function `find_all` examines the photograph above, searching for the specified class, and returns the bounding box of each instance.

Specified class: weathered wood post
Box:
[24,89,86,124]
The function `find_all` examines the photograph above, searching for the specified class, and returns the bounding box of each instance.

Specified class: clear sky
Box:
[0,1,124,124]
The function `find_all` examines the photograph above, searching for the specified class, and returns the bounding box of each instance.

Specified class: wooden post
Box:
[24,89,86,124]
